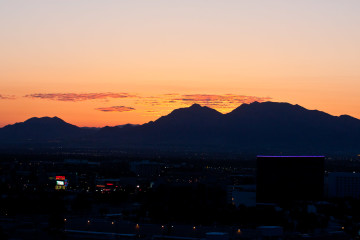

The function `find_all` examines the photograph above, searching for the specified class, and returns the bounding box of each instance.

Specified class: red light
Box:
[106,183,114,186]
[56,176,65,180]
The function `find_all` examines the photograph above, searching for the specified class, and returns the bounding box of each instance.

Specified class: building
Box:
[227,185,256,207]
[95,177,137,192]
[256,156,325,203]
[227,174,256,207]
[256,226,283,240]
[130,160,162,177]
[54,175,68,190]
[328,172,360,199]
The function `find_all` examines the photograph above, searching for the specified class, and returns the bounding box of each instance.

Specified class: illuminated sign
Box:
[55,176,68,190]
[55,185,65,190]
[56,180,65,186]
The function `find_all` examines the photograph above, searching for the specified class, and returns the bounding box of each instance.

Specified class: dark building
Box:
[256,156,325,203]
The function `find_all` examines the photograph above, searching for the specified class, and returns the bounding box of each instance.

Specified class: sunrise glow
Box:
[1,0,360,127]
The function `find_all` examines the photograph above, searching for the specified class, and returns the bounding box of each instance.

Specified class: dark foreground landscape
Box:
[1,102,360,239]
[1,150,360,239]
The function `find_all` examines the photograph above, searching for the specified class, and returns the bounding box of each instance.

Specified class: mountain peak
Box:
[229,101,305,114]
[0,116,82,142]
[24,116,66,124]
[4,116,79,131]
[151,103,222,127]
[189,103,202,108]
[172,103,221,115]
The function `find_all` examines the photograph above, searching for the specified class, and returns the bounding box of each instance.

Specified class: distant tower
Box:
[256,156,325,203]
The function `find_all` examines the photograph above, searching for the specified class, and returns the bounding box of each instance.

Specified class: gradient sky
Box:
[1,0,360,127]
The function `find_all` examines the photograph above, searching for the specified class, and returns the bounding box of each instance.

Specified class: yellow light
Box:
[237,229,241,234]
[64,218,67,222]
[193,226,196,230]
[87,220,90,224]
[136,224,140,230]
[112,221,114,225]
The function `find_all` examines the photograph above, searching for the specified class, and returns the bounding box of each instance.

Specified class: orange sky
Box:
[0,1,360,127]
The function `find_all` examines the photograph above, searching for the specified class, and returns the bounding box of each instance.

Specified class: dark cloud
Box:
[133,93,272,114]
[95,106,136,112]
[0,94,16,100]
[23,92,271,115]
[171,94,272,107]
[25,92,136,101]
[132,93,272,116]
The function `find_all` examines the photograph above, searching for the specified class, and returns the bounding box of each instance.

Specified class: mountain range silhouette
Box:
[0,102,359,154]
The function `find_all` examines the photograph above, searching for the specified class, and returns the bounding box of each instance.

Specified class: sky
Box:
[1,0,360,127]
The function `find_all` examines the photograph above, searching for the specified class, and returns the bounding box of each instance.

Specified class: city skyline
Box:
[1,0,360,127]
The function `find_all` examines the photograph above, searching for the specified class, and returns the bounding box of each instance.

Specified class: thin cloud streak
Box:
[136,93,272,110]
[0,94,16,100]
[134,93,272,117]
[23,91,271,116]
[171,94,271,107]
[25,93,137,101]
[95,106,136,112]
